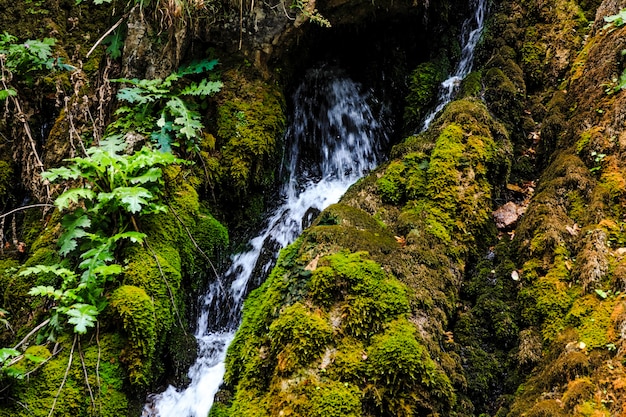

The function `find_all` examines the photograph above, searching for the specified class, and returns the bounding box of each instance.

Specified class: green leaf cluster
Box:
[0,32,55,74]
[26,135,189,338]
[109,59,222,153]
[603,9,626,30]
[0,32,74,99]
[0,347,23,379]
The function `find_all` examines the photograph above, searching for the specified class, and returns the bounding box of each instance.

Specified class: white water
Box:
[143,66,389,417]
[421,0,488,130]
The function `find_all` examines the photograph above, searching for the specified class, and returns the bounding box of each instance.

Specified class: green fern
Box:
[109,59,222,153]
[26,135,189,338]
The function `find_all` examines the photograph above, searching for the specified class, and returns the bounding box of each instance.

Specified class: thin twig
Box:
[197,155,217,204]
[1,216,4,255]
[0,204,56,221]
[239,0,244,50]
[1,71,51,201]
[13,318,51,350]
[78,339,95,411]
[48,334,77,417]
[95,321,102,415]
[21,346,63,379]
[11,214,16,248]
[280,0,296,20]
[167,204,221,282]
[144,239,186,332]
[86,13,128,58]
[9,399,30,413]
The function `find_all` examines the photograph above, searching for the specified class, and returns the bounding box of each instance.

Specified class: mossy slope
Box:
[217,90,512,415]
[0,169,228,416]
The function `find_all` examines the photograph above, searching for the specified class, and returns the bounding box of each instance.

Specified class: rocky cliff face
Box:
[1,0,626,415]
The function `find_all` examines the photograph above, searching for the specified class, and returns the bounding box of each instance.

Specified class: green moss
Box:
[223,234,458,415]
[308,251,409,338]
[325,337,365,383]
[268,302,332,374]
[575,401,610,417]
[566,190,587,224]
[308,381,361,417]
[109,285,156,385]
[459,71,483,98]
[365,319,456,415]
[575,130,592,154]
[565,294,616,349]
[562,377,595,410]
[1,334,131,417]
[1,247,59,320]
[224,241,307,389]
[483,67,523,127]
[404,60,449,128]
[377,160,407,205]
[0,160,14,205]
[526,399,565,417]
[519,247,577,341]
[214,70,285,195]
[521,39,547,89]
[426,123,467,206]
[227,390,270,417]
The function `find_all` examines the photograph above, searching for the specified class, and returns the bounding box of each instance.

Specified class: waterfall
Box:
[421,0,488,130]
[143,66,389,417]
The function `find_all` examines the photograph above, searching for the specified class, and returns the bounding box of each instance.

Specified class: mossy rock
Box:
[210,68,286,229]
[403,60,449,129]
[0,334,133,417]
[268,302,332,374]
[109,285,157,385]
[364,319,456,415]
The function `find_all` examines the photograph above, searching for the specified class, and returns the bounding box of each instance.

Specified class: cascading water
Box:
[421,0,488,130]
[143,66,390,417]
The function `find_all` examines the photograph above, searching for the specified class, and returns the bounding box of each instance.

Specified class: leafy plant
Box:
[290,0,331,27]
[0,32,74,98]
[603,9,626,30]
[0,347,23,378]
[589,150,606,173]
[109,59,223,153]
[25,135,189,338]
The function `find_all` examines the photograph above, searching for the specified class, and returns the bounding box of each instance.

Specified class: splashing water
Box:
[143,66,390,417]
[421,0,488,131]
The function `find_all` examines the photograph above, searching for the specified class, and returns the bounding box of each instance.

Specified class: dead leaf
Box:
[564,260,572,271]
[394,235,406,247]
[506,183,525,193]
[565,224,580,236]
[304,254,320,271]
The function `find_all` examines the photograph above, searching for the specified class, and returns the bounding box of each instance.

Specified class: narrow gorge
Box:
[1,0,626,416]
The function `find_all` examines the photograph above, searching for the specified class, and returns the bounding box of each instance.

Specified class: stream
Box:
[421,0,488,131]
[144,66,390,417]
[144,0,488,413]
